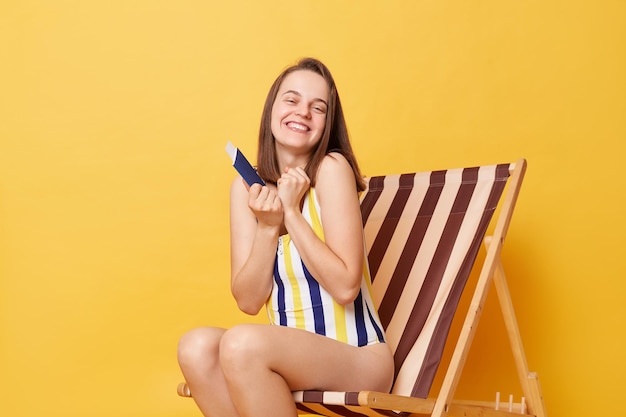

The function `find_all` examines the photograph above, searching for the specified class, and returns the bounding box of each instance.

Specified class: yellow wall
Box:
[1,1,624,416]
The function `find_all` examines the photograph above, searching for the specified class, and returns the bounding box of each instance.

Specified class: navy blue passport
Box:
[225,141,266,186]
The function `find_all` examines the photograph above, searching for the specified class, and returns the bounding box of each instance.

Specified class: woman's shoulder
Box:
[315,152,357,194]
[318,152,351,176]
[230,176,247,198]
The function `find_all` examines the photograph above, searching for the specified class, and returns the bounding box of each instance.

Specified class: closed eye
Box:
[280,90,327,113]
[281,91,300,105]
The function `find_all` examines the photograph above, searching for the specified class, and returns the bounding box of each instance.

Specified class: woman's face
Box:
[270,70,329,159]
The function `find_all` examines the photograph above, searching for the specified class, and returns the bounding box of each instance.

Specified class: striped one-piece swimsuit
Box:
[266,187,386,347]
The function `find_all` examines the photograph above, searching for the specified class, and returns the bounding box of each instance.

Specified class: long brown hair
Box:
[256,57,365,192]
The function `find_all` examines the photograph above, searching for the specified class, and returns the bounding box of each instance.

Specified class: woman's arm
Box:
[280,153,364,305]
[229,178,282,315]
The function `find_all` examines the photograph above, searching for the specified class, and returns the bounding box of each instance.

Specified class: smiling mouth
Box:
[286,121,309,132]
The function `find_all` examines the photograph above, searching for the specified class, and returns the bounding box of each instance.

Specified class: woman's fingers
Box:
[248,185,282,218]
[282,166,308,183]
[279,167,310,193]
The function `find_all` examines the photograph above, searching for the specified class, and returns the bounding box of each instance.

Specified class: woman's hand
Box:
[277,167,310,214]
[247,182,283,229]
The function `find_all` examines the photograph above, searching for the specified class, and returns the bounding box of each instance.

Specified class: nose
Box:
[295,103,311,118]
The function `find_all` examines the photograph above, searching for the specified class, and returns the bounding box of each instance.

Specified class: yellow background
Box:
[1,1,624,416]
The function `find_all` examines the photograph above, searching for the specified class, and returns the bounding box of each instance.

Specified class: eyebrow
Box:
[281,90,328,107]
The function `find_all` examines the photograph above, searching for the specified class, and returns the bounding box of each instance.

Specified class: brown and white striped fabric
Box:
[295,163,512,416]
[294,390,412,416]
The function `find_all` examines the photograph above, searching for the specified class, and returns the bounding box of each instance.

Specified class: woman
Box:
[177,57,394,417]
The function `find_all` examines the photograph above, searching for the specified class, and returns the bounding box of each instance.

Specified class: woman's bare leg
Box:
[177,327,240,417]
[218,324,394,417]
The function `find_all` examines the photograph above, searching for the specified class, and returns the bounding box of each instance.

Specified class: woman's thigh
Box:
[219,324,394,393]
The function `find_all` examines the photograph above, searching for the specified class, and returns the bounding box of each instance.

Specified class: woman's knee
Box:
[219,324,267,374]
[177,327,224,370]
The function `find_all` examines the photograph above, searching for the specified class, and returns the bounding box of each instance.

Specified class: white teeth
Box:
[288,122,308,131]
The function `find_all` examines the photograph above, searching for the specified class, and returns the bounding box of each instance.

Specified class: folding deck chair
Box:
[177,158,547,417]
